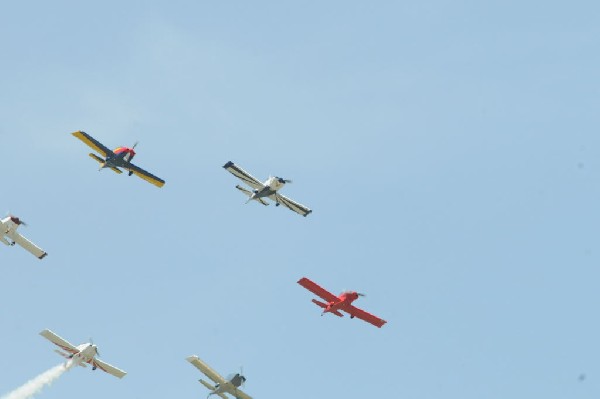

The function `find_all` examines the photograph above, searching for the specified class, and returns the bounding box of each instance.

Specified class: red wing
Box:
[297,277,338,302]
[346,305,387,328]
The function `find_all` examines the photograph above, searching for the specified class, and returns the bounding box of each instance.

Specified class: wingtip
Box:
[38,252,48,260]
[186,355,199,362]
[223,161,234,168]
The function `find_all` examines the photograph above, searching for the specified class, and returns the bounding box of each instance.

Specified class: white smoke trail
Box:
[1,361,75,399]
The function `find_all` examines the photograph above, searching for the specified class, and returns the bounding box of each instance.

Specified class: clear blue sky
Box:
[1,1,599,398]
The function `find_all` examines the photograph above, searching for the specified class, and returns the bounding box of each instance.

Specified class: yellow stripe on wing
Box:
[131,169,165,188]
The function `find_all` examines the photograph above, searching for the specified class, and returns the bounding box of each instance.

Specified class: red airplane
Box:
[297,277,387,328]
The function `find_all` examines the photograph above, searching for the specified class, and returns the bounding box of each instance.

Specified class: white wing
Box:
[232,387,253,399]
[40,329,78,354]
[273,193,312,217]
[91,358,127,378]
[223,162,264,191]
[187,355,226,384]
[9,231,47,259]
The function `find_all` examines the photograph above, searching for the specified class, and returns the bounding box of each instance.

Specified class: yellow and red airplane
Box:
[72,131,165,188]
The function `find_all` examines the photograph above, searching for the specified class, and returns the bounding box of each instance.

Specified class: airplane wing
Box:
[126,163,166,188]
[233,388,253,399]
[91,358,127,378]
[223,161,264,190]
[297,277,338,303]
[187,356,226,385]
[72,131,111,158]
[40,329,78,355]
[345,305,387,328]
[273,193,312,217]
[8,231,47,259]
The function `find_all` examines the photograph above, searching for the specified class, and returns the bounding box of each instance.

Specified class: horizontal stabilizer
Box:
[88,153,105,164]
[199,380,228,399]
[311,299,327,309]
[235,185,269,206]
[331,310,344,317]
[54,349,69,359]
[199,379,216,391]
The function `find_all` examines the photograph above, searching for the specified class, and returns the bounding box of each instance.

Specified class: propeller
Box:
[357,292,366,297]
[239,366,246,386]
[276,177,292,184]
[7,214,27,226]
[89,337,100,357]
[132,141,139,150]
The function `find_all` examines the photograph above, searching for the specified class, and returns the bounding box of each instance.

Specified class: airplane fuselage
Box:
[101,147,136,169]
[1,217,21,246]
[249,177,287,201]
[323,292,360,314]
[71,343,98,363]
[211,374,245,397]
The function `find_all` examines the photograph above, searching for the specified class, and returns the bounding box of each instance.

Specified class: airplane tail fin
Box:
[235,185,269,206]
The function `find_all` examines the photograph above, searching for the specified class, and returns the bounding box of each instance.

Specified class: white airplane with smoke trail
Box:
[1,215,47,259]
[40,329,127,378]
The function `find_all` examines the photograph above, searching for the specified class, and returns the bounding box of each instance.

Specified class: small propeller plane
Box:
[1,215,47,259]
[187,355,252,399]
[40,329,127,378]
[223,161,312,217]
[72,130,165,187]
[297,277,387,328]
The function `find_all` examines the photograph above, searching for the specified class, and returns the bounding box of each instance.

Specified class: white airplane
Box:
[187,355,252,399]
[223,161,312,217]
[40,329,127,379]
[1,215,47,259]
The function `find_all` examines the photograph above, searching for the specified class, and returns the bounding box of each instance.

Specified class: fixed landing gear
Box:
[350,315,355,319]
[275,203,280,207]
[128,171,133,176]
[92,366,97,370]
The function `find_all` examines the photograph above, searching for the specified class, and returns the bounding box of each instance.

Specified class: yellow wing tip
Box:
[131,170,166,188]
